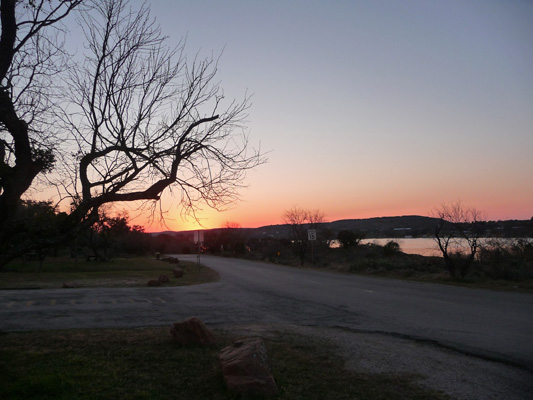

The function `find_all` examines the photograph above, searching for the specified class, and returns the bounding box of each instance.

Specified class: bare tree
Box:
[283,206,325,266]
[0,0,264,267]
[57,0,263,221]
[433,201,486,278]
[221,221,246,253]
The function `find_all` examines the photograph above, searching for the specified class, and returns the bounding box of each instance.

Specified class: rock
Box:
[169,317,216,346]
[147,279,161,287]
[158,274,169,283]
[173,267,184,278]
[218,337,278,396]
[62,282,80,288]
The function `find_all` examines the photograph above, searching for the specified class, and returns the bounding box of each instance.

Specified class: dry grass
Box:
[0,327,450,400]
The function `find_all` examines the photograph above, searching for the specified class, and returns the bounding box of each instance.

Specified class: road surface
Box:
[1,254,532,372]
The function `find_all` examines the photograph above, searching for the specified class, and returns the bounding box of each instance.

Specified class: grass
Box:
[0,257,219,289]
[428,275,533,292]
[0,327,450,400]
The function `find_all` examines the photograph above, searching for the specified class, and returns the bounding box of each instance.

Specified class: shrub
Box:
[477,238,533,280]
[383,240,401,257]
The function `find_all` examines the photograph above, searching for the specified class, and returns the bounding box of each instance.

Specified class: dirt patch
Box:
[221,323,533,400]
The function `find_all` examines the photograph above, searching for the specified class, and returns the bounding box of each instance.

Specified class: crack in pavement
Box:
[309,325,533,373]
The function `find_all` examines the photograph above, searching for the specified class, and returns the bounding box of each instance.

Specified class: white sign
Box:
[308,229,317,241]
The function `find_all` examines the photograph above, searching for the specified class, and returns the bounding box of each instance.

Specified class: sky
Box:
[142,0,533,231]
[34,0,533,231]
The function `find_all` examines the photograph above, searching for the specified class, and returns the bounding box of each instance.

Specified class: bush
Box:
[337,230,364,248]
[383,240,401,257]
[477,238,533,280]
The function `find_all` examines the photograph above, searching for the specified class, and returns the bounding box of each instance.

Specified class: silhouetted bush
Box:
[383,240,401,257]
[477,238,533,280]
[336,230,364,248]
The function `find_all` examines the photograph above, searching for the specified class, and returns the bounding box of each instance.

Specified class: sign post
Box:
[194,230,204,266]
[308,229,317,264]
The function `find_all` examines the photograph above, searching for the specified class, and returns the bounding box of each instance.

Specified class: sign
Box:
[194,230,204,243]
[308,229,317,241]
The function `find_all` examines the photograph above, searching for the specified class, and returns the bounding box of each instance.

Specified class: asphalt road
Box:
[1,254,532,372]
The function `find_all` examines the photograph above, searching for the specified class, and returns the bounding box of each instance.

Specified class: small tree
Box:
[282,206,325,266]
[383,240,401,257]
[15,200,67,270]
[205,221,246,254]
[337,229,364,248]
[433,201,486,278]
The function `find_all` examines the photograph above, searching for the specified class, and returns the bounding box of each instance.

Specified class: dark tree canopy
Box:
[336,229,364,248]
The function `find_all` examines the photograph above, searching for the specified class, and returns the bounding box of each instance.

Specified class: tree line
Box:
[7,200,532,282]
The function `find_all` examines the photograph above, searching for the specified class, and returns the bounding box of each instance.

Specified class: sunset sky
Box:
[35,0,533,231]
[142,0,532,231]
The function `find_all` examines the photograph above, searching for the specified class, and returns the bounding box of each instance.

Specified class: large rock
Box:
[173,267,184,278]
[158,274,169,283]
[169,317,216,346]
[147,279,161,287]
[218,337,278,396]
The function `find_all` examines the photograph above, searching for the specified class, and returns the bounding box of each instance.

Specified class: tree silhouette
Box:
[336,229,364,248]
[0,0,264,267]
[434,201,486,278]
[283,206,325,266]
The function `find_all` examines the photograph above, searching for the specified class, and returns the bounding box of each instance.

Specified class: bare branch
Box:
[57,0,265,221]
[0,0,265,267]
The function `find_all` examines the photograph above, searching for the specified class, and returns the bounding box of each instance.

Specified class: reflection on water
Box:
[333,238,525,257]
[330,237,441,256]
[361,238,441,257]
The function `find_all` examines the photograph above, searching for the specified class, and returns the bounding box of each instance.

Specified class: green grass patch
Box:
[0,327,449,400]
[0,257,219,289]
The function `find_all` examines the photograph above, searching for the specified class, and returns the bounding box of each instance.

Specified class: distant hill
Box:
[252,215,441,239]
[152,215,532,240]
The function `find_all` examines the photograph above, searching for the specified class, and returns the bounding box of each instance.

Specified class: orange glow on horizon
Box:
[136,203,533,233]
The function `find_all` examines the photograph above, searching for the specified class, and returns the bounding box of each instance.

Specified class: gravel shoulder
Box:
[225,323,533,400]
